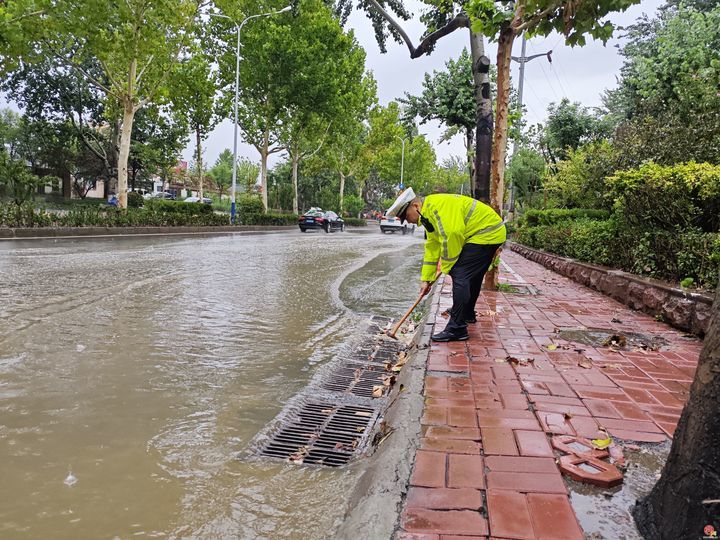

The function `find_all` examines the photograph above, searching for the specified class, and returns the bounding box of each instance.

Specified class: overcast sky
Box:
[1,0,665,170]
[189,0,664,169]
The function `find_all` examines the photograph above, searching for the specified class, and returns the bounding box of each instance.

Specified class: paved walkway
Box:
[396,250,702,539]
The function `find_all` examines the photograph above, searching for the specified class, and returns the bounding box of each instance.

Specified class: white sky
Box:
[1,0,665,169]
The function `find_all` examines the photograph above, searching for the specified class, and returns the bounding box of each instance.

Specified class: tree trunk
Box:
[291,148,299,215]
[469,29,492,203]
[260,129,270,213]
[633,282,720,539]
[484,25,515,291]
[339,171,346,213]
[117,100,135,209]
[195,126,203,200]
[465,128,475,189]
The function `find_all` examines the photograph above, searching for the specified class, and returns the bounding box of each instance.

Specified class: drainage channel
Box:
[252,316,408,467]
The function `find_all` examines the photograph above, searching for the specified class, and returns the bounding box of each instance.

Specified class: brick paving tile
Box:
[406,487,483,510]
[515,430,554,457]
[396,250,703,540]
[449,407,480,428]
[486,471,567,494]
[425,426,481,440]
[477,409,536,420]
[401,509,489,536]
[529,395,585,407]
[594,417,664,434]
[477,416,542,430]
[526,493,584,540]
[532,402,591,417]
[487,490,535,539]
[395,532,440,540]
[481,427,519,455]
[485,456,558,474]
[422,406,448,426]
[422,438,482,454]
[428,397,477,408]
[411,451,447,488]
[536,412,576,436]
[447,454,485,488]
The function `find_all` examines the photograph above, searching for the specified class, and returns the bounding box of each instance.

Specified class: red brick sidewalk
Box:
[396,250,702,540]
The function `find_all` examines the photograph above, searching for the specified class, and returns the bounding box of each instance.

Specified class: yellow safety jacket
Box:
[420,194,506,281]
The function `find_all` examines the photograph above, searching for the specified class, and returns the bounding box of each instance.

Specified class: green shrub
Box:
[144,198,213,215]
[606,162,720,233]
[523,208,610,227]
[127,192,144,208]
[241,213,298,226]
[343,217,366,227]
[237,194,264,215]
[564,219,619,266]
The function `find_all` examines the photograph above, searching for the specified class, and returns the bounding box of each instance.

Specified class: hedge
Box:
[0,202,297,229]
[522,208,610,227]
[514,218,720,289]
[343,217,366,227]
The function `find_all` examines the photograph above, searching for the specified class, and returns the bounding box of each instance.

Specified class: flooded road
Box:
[0,229,423,539]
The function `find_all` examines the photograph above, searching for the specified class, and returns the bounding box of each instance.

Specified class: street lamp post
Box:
[508,35,552,215]
[395,135,406,190]
[209,6,291,224]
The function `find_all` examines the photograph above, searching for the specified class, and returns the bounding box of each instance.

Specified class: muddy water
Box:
[0,229,423,539]
[569,441,671,539]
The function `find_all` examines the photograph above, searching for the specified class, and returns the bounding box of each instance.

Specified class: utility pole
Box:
[508,35,552,215]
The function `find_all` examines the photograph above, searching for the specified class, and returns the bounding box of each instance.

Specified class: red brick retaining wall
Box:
[509,242,713,336]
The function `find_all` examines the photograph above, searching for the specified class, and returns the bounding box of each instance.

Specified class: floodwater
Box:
[0,228,423,539]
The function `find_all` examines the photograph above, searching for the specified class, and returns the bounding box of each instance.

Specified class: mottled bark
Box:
[195,127,203,200]
[634,282,720,539]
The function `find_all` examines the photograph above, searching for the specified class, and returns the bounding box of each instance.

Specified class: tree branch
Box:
[515,4,560,33]
[365,0,469,59]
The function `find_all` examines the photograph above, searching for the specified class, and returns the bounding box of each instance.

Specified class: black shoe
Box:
[431,329,469,342]
[466,317,477,324]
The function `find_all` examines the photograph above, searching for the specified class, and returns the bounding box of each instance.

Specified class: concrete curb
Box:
[508,241,713,336]
[335,284,441,540]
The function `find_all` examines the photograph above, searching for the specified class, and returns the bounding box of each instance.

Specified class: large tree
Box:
[401,49,477,184]
[0,0,202,208]
[355,0,495,201]
[604,3,720,167]
[172,52,221,202]
[633,282,720,539]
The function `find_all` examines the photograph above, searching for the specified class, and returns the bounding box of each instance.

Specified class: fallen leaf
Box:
[592,437,612,450]
[611,317,623,324]
[563,412,573,420]
[578,358,593,369]
[384,362,392,371]
[372,385,384,398]
[321,409,333,414]
[356,426,364,432]
[600,363,623,369]
[546,344,558,351]
[354,411,372,417]
[449,351,459,357]
[495,358,506,363]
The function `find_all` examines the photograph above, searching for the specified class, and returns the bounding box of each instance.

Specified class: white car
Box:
[380,213,415,235]
[183,196,212,204]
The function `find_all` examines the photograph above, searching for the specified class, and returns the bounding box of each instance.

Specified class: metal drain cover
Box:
[321,362,392,398]
[260,402,377,466]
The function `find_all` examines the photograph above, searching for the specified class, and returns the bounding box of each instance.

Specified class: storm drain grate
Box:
[260,402,377,466]
[321,362,392,398]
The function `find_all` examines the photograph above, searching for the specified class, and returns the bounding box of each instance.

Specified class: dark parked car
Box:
[298,209,345,233]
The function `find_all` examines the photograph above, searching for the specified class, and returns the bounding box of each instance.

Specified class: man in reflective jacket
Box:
[386,188,506,342]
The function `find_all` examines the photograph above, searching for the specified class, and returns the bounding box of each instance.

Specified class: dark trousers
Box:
[445,243,502,334]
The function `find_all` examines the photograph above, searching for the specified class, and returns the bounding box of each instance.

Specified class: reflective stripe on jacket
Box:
[420,194,506,281]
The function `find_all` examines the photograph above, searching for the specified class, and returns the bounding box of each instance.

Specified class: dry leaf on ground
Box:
[372,385,384,398]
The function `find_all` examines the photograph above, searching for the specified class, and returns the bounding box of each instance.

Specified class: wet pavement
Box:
[397,249,701,539]
[0,228,423,539]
